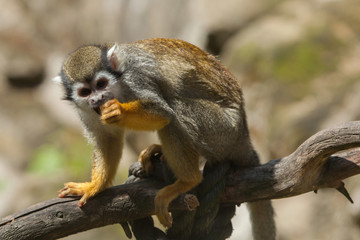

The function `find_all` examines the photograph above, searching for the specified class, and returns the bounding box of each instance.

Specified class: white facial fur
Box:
[94,71,122,100]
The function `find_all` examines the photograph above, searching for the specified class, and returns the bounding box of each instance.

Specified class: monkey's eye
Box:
[95,78,108,90]
[78,87,92,97]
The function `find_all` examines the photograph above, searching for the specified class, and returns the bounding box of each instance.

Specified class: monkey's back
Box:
[134,38,244,106]
[132,39,250,162]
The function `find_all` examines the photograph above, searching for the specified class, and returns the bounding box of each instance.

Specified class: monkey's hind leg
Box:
[138,144,202,227]
[138,143,202,227]
[153,139,203,227]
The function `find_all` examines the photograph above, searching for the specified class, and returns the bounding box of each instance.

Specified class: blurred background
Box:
[0,0,360,239]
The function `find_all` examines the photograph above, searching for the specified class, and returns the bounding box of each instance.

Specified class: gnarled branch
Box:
[224,121,360,203]
[1,121,360,240]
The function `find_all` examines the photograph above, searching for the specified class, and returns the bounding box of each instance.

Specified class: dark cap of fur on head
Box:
[63,45,102,83]
[59,43,116,101]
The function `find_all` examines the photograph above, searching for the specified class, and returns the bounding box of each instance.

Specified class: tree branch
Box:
[224,121,360,202]
[1,121,360,240]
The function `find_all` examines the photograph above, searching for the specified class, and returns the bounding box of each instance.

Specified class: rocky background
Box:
[0,0,360,239]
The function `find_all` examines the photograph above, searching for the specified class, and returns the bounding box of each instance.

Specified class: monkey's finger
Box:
[102,114,122,124]
[100,99,121,113]
[100,104,120,115]
[101,99,118,108]
[101,104,122,119]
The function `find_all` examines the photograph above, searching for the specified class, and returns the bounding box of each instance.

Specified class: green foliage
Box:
[28,130,92,178]
[28,144,65,176]
[64,138,92,177]
[232,43,266,79]
[272,40,326,84]
[234,26,345,99]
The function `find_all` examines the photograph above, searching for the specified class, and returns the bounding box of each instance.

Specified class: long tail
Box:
[247,200,276,240]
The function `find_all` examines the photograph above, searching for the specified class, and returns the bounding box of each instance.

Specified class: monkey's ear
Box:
[52,75,62,85]
[107,43,124,72]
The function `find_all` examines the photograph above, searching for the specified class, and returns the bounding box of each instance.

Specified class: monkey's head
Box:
[54,43,125,115]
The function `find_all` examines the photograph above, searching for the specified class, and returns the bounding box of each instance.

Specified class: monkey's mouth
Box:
[93,107,101,115]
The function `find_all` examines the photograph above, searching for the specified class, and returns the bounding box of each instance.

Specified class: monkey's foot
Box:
[58,182,99,207]
[100,99,123,124]
[154,178,202,228]
[138,144,163,176]
[155,194,173,228]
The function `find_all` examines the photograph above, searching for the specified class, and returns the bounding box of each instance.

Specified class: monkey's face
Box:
[72,71,119,115]
[55,44,124,115]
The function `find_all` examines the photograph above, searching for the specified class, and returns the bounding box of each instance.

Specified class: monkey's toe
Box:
[154,193,173,228]
[58,187,70,198]
[155,203,173,228]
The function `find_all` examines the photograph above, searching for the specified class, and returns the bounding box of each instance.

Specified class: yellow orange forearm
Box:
[102,99,169,131]
[120,101,169,130]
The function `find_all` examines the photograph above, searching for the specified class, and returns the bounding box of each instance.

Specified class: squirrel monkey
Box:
[55,38,275,239]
